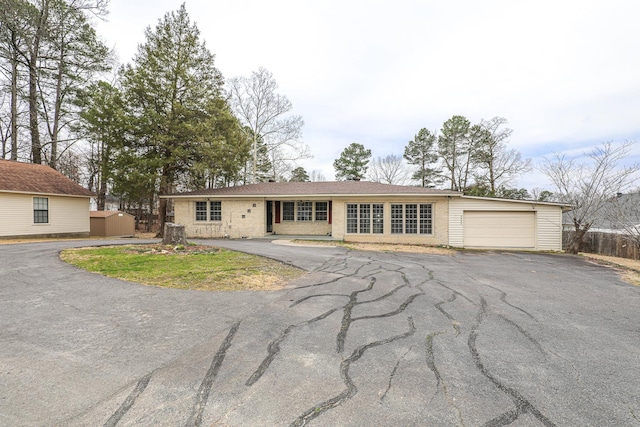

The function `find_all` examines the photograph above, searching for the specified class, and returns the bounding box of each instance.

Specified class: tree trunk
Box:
[10,34,18,161]
[28,2,48,164]
[162,223,187,246]
[567,228,588,254]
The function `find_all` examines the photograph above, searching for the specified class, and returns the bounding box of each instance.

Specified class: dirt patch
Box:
[581,253,640,286]
[293,240,455,255]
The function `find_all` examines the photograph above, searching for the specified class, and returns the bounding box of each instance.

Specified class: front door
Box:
[266,201,273,232]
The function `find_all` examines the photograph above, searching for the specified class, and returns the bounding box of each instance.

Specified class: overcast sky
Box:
[96,0,640,190]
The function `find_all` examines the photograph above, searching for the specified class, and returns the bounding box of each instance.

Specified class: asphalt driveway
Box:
[0,239,638,426]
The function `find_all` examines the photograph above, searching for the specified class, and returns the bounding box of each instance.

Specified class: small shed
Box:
[90,211,135,237]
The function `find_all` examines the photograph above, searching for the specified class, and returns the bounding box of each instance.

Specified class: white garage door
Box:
[463,211,535,248]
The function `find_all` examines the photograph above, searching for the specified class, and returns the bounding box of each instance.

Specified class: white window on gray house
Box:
[33,197,48,224]
[315,202,328,221]
[195,201,207,221]
[391,203,433,235]
[297,201,312,221]
[210,201,222,221]
[283,202,295,221]
[346,203,383,234]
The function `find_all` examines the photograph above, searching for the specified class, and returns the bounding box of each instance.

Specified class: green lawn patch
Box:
[60,244,304,291]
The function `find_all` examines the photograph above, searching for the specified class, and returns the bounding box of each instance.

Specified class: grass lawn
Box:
[60,244,305,291]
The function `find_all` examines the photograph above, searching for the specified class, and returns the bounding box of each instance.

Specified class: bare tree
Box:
[368,154,412,185]
[227,67,308,183]
[541,141,640,253]
[472,117,532,196]
[309,169,326,182]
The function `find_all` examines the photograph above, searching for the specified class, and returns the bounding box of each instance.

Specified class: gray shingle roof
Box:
[0,160,94,197]
[167,181,462,197]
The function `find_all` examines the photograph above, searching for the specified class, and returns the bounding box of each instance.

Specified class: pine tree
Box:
[120,4,234,234]
[403,128,441,187]
[333,143,371,181]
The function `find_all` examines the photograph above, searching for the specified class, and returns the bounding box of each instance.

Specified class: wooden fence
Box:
[563,231,640,260]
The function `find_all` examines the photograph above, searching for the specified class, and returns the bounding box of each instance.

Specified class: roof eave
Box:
[161,192,461,199]
[0,189,94,198]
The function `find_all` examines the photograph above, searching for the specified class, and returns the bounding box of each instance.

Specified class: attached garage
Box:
[463,211,535,248]
[449,196,566,251]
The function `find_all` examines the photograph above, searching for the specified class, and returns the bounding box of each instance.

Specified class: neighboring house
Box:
[164,181,567,251]
[562,192,640,235]
[0,160,94,238]
[592,193,640,235]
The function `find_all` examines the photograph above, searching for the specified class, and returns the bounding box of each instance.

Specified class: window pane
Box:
[391,204,403,234]
[210,201,222,221]
[359,204,371,233]
[372,204,384,234]
[346,204,358,233]
[33,197,49,224]
[420,204,432,234]
[405,204,417,234]
[195,201,207,221]
[283,202,295,221]
[315,202,328,221]
[297,201,312,221]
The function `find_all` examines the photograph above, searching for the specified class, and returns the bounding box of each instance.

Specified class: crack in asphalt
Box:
[336,278,377,354]
[289,293,350,308]
[290,317,416,427]
[483,283,536,320]
[435,293,461,335]
[185,321,241,427]
[103,372,153,427]
[469,298,556,427]
[425,331,445,391]
[424,330,465,426]
[495,313,546,357]
[351,293,423,322]
[246,308,341,387]
[380,346,412,401]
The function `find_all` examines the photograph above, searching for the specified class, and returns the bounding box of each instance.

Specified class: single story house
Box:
[0,160,94,239]
[164,181,567,251]
[90,211,135,237]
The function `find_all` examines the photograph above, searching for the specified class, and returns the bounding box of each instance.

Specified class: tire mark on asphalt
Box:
[246,308,340,386]
[290,317,416,427]
[380,346,412,401]
[469,298,556,427]
[103,372,153,427]
[185,321,241,427]
[337,278,376,353]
